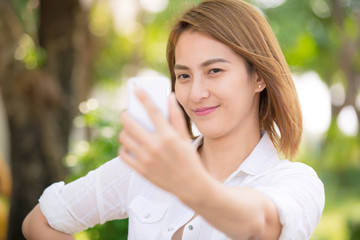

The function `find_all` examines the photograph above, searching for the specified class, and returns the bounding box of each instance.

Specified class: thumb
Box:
[169,93,190,138]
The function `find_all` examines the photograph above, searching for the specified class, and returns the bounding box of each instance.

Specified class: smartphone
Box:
[127,76,170,132]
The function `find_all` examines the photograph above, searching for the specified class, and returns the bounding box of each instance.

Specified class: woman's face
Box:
[174,30,263,139]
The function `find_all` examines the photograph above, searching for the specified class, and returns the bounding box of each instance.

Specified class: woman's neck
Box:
[199,127,261,182]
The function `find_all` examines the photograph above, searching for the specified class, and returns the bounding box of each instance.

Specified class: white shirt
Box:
[39,133,325,240]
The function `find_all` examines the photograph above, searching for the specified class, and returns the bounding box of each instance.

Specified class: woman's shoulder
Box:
[270,159,319,177]
[256,159,324,192]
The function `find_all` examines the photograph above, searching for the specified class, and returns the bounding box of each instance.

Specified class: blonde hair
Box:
[166,0,302,160]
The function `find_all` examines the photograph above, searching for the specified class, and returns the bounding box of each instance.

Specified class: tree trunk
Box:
[0,0,93,239]
[331,0,360,132]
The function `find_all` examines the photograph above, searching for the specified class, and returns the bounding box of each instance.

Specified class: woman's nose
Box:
[189,77,210,102]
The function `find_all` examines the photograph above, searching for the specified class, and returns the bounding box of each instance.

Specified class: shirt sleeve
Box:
[254,161,325,240]
[39,157,133,235]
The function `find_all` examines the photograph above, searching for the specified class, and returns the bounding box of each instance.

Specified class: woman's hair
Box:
[166,0,302,160]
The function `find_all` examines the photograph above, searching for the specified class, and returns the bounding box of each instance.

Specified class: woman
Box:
[22,0,325,239]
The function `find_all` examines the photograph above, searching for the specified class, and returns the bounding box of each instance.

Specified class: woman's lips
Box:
[193,106,219,116]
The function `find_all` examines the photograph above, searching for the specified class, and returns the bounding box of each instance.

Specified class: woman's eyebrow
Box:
[174,58,230,70]
[174,64,189,70]
[200,58,230,67]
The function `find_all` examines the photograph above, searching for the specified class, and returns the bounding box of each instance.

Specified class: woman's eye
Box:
[209,68,222,74]
[177,73,190,79]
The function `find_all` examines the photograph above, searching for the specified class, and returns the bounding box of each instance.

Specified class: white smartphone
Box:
[127,76,170,132]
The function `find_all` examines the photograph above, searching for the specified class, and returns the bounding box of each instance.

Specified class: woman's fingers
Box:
[120,111,151,145]
[134,88,169,131]
[119,147,145,174]
[169,93,190,138]
[118,129,146,160]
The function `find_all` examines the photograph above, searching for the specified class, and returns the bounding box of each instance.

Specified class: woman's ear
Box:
[254,71,266,93]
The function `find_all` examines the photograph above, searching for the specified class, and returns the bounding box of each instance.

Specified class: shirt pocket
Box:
[128,196,170,239]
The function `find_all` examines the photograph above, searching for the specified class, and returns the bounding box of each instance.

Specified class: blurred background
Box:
[0,0,359,239]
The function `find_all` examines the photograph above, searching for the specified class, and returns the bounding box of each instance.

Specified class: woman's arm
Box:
[181,174,281,240]
[22,157,132,239]
[22,204,75,240]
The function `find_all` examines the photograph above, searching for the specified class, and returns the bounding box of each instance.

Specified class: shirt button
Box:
[188,225,194,230]
[168,227,174,231]
[144,213,151,219]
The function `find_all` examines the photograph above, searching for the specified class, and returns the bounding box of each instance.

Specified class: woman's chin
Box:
[196,126,223,139]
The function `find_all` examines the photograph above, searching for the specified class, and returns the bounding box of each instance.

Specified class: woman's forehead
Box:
[174,31,245,66]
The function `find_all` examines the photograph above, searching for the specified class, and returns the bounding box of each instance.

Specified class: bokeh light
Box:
[139,0,168,13]
[337,105,359,136]
[294,72,332,136]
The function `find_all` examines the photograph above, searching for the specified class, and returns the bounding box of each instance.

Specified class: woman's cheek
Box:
[174,86,187,108]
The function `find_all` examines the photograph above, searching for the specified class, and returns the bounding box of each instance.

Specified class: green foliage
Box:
[264,0,358,82]
[79,219,129,240]
[287,32,319,67]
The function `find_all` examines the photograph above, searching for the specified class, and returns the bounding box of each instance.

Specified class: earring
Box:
[258,84,261,89]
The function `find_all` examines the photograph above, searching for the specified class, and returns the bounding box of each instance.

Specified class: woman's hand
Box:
[118,89,208,201]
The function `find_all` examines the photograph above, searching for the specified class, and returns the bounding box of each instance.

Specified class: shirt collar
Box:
[192,131,280,178]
